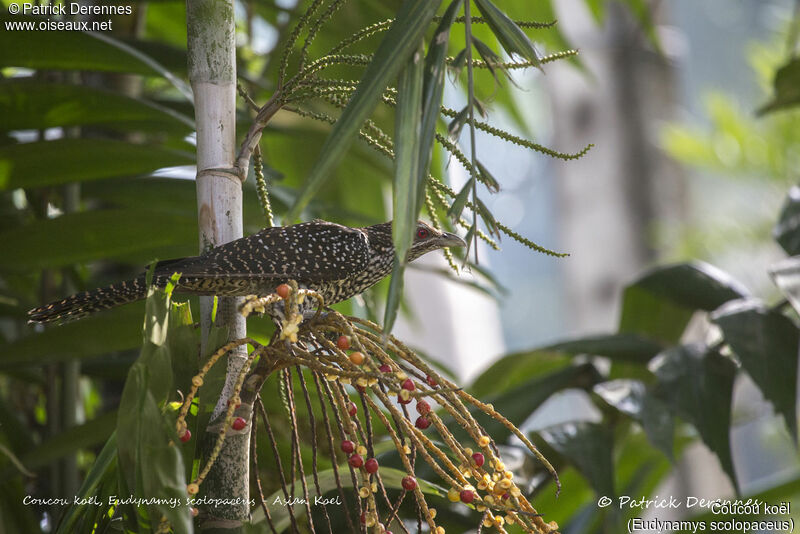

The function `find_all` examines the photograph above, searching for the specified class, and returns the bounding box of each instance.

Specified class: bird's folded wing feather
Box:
[167,221,371,281]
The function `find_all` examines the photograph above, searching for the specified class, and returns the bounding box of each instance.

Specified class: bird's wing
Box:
[171,221,371,281]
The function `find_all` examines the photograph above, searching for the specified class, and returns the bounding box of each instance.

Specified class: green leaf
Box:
[543,333,665,363]
[773,186,800,256]
[116,286,191,534]
[0,80,194,134]
[711,300,799,442]
[391,42,425,265]
[539,422,614,496]
[285,0,443,221]
[649,344,738,492]
[758,57,800,115]
[469,363,601,443]
[54,433,118,534]
[474,0,540,67]
[0,209,196,272]
[619,261,748,344]
[383,259,405,337]
[0,138,194,191]
[10,411,117,474]
[469,351,571,397]
[476,161,499,193]
[0,15,191,99]
[0,304,144,368]
[593,379,674,459]
[447,178,473,220]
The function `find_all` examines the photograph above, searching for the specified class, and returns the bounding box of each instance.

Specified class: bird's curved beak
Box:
[439,231,467,248]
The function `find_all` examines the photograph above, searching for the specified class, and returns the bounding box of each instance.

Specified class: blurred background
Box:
[1,0,800,532]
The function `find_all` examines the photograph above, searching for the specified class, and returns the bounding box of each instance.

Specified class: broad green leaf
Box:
[384,41,425,335]
[0,209,196,272]
[383,258,405,337]
[55,433,118,534]
[0,138,194,191]
[0,80,194,134]
[9,411,117,475]
[469,351,571,398]
[0,303,144,368]
[285,0,443,220]
[391,42,424,264]
[758,57,800,115]
[773,186,800,256]
[474,0,540,66]
[619,261,748,344]
[649,344,738,492]
[416,0,461,201]
[0,15,190,94]
[116,286,191,534]
[543,333,665,364]
[539,422,614,496]
[711,299,799,442]
[593,379,674,458]
[469,363,601,443]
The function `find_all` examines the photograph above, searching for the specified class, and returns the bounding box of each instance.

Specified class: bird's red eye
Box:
[416,228,429,239]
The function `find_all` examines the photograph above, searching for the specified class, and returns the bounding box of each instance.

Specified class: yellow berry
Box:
[191,376,204,387]
[478,436,490,447]
[429,508,437,519]
[447,488,460,502]
[399,390,410,401]
[465,447,473,456]
[187,483,199,495]
[435,527,445,534]
[359,487,370,498]
[357,445,368,456]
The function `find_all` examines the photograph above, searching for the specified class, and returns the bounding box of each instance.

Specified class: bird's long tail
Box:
[28,277,150,324]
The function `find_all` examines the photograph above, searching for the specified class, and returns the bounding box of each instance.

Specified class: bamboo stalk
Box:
[186,0,251,526]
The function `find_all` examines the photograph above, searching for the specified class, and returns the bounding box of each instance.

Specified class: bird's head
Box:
[406,220,466,261]
[365,220,466,262]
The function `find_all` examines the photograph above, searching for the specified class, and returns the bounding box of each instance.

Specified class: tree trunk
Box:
[186,1,251,529]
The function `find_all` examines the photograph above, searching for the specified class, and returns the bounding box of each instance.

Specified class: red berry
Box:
[472,452,485,467]
[379,364,392,373]
[337,335,350,350]
[397,395,412,405]
[232,417,246,431]
[401,379,415,391]
[276,284,290,299]
[341,440,355,454]
[401,476,417,491]
[460,490,474,504]
[416,400,431,416]
[347,402,358,417]
[415,416,430,430]
[349,454,363,468]
[426,375,437,387]
[365,458,379,474]
[180,429,192,443]
[502,492,510,500]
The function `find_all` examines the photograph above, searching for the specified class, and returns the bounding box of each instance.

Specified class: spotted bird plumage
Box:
[27,220,466,324]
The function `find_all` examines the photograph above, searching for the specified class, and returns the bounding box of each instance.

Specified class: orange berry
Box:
[349,351,365,365]
[276,284,290,299]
